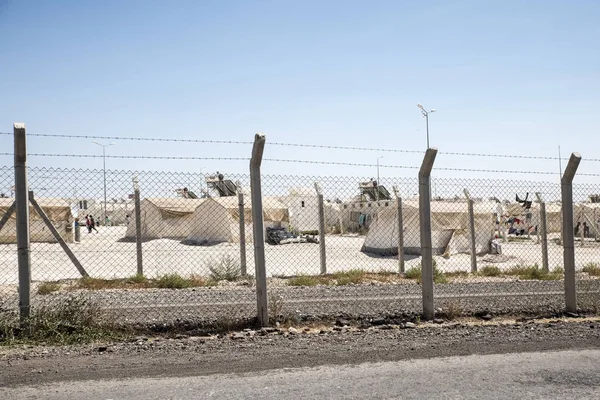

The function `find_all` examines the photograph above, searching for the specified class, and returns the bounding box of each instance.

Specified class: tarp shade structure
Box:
[0,197,73,243]
[124,198,206,240]
[185,196,289,245]
[504,202,563,234]
[361,199,500,256]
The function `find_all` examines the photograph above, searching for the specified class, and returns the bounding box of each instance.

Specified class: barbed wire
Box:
[1,131,596,161]
[0,152,248,161]
[2,151,599,176]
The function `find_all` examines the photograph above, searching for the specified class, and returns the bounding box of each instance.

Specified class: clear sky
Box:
[1,0,599,192]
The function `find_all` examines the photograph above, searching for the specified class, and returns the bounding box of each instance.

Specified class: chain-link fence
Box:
[2,163,600,326]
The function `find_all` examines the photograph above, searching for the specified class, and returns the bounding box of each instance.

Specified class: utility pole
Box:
[92,140,115,225]
[417,104,436,149]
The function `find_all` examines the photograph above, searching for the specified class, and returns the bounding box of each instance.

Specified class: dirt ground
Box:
[0,227,599,284]
[1,318,599,388]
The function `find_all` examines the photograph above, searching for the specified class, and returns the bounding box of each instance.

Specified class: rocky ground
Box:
[1,316,599,387]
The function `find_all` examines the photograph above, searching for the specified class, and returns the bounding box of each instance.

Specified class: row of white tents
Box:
[362,200,600,256]
[2,195,600,256]
[123,197,290,244]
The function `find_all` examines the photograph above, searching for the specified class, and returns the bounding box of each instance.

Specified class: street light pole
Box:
[376,156,384,201]
[417,104,436,149]
[92,141,115,225]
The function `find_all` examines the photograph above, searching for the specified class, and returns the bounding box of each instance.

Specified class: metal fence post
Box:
[237,182,247,276]
[392,186,405,273]
[315,182,327,275]
[561,152,581,313]
[464,189,477,273]
[419,148,438,320]
[133,176,143,276]
[535,192,549,273]
[250,133,268,326]
[14,122,31,325]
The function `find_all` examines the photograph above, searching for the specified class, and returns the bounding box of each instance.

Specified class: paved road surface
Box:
[4,349,599,399]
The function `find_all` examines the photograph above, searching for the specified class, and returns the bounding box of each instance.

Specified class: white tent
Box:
[0,198,73,243]
[287,188,341,233]
[185,196,289,245]
[124,198,206,240]
[361,199,499,256]
[575,203,600,238]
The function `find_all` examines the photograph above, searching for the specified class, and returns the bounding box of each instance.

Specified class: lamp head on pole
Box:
[417,104,424,110]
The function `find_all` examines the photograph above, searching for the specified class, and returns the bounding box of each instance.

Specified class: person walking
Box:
[89,215,98,233]
[125,214,131,226]
[85,215,92,233]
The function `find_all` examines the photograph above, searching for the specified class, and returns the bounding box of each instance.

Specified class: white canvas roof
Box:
[123,198,206,240]
[0,197,73,243]
[361,199,498,256]
[185,196,289,245]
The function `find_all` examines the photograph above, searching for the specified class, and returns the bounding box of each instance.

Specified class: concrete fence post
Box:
[463,189,478,273]
[561,152,581,313]
[419,148,438,320]
[535,192,549,273]
[315,182,327,275]
[133,176,143,276]
[237,182,247,276]
[14,123,31,326]
[392,186,405,273]
[580,216,585,247]
[250,133,268,326]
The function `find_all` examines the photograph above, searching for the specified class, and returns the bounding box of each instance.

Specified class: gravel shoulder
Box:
[1,317,599,388]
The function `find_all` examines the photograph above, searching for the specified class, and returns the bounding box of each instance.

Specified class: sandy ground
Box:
[0,226,599,284]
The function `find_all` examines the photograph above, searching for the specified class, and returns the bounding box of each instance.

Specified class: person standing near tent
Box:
[89,215,98,233]
[126,214,131,226]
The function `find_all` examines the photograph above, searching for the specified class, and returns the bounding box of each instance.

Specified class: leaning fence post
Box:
[535,192,549,273]
[314,182,327,275]
[30,191,88,277]
[419,148,438,320]
[237,182,247,276]
[14,123,31,326]
[561,152,581,313]
[250,133,268,326]
[392,186,405,273]
[133,176,143,276]
[463,189,478,273]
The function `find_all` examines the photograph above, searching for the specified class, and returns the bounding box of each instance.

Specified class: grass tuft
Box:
[128,273,147,284]
[287,275,328,286]
[207,255,242,282]
[404,266,421,280]
[479,265,502,277]
[583,263,600,277]
[404,264,447,283]
[155,273,192,289]
[1,295,123,346]
[37,282,61,295]
[331,269,367,285]
[505,264,562,281]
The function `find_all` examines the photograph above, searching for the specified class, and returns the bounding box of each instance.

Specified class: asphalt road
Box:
[4,349,600,399]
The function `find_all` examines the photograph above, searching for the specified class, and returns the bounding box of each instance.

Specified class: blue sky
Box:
[1,0,599,192]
